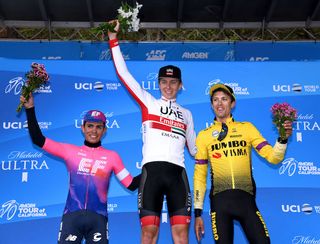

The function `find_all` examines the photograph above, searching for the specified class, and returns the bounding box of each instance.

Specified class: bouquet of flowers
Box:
[271,102,297,139]
[16,62,50,112]
[94,2,143,35]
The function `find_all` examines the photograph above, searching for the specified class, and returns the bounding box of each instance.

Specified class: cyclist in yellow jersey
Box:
[193,84,293,244]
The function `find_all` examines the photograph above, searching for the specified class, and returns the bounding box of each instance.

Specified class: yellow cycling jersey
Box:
[193,117,287,210]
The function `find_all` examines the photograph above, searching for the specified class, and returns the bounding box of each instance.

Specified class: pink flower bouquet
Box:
[16,62,50,112]
[271,102,297,139]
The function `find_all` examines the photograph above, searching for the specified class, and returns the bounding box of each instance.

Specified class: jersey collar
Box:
[84,140,101,148]
[213,116,234,125]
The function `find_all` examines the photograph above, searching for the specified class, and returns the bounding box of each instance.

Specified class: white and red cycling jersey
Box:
[43,138,133,217]
[109,39,197,168]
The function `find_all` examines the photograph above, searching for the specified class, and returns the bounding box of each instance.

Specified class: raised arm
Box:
[21,93,45,147]
[107,20,152,107]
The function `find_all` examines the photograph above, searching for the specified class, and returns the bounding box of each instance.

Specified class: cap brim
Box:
[209,84,236,101]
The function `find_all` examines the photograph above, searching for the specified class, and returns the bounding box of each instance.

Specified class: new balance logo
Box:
[65,234,78,241]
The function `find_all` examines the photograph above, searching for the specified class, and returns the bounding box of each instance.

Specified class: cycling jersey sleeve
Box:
[109,39,152,108]
[193,130,209,211]
[111,151,134,188]
[185,110,197,156]
[249,123,287,164]
[127,174,141,191]
[42,138,68,159]
[25,107,45,147]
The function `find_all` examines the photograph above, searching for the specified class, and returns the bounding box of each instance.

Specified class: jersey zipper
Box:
[229,157,235,189]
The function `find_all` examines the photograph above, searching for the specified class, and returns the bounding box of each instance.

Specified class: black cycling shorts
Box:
[210,189,270,244]
[58,210,108,244]
[138,161,191,226]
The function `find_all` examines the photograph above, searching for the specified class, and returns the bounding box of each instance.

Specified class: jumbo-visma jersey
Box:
[193,117,287,210]
[109,39,197,168]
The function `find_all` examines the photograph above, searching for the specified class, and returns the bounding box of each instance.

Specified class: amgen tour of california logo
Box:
[279,158,320,176]
[5,77,52,95]
[205,79,250,96]
[0,200,47,221]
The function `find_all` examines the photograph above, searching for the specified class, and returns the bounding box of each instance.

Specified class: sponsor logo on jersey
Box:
[210,140,248,157]
[77,158,107,176]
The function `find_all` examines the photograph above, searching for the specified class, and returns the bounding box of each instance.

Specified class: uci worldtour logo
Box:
[5,77,52,95]
[2,151,49,182]
[281,203,320,215]
[74,81,121,91]
[2,121,52,130]
[0,200,47,221]
[279,158,320,176]
[107,203,118,212]
[273,83,320,93]
[75,111,120,129]
[205,79,250,96]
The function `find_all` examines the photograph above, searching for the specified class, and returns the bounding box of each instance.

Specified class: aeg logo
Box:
[146,50,166,60]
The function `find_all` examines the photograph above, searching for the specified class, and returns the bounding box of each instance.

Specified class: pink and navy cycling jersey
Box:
[109,39,197,168]
[43,138,133,217]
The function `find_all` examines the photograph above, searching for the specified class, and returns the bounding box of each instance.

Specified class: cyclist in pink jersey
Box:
[107,21,197,244]
[20,93,140,244]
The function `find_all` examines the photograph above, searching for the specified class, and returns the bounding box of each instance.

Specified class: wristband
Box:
[194,209,202,218]
[277,137,288,144]
[109,38,119,48]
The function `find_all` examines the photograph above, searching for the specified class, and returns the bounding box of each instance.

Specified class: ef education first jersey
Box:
[109,39,197,168]
[193,117,287,210]
[43,138,133,217]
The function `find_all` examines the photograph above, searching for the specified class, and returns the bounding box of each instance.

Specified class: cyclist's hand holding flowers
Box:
[271,102,297,140]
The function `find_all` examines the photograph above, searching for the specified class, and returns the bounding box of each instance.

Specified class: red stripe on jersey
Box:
[150,122,171,132]
[149,114,187,130]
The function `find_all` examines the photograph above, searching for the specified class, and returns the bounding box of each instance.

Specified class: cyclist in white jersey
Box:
[107,21,197,244]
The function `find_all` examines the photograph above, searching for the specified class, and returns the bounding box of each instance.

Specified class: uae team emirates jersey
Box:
[109,39,197,168]
[43,138,133,216]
